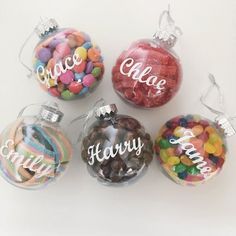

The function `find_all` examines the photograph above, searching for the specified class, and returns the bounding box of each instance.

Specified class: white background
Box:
[0,0,236,235]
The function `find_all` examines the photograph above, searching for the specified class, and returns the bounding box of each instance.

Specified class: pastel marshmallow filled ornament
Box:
[154,75,235,186]
[0,103,72,189]
[112,9,182,108]
[78,102,153,185]
[21,18,104,100]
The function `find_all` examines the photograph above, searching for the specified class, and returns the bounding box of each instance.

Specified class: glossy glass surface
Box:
[82,114,153,185]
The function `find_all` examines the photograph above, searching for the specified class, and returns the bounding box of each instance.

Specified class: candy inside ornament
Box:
[81,104,153,185]
[155,114,227,186]
[29,18,104,100]
[112,9,182,108]
[0,103,72,189]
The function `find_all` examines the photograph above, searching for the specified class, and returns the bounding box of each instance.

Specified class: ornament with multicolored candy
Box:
[32,18,104,100]
[0,103,72,189]
[155,114,227,186]
[112,9,182,108]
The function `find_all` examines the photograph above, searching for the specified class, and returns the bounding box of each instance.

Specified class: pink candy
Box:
[54,43,71,59]
[59,70,74,85]
[83,74,95,87]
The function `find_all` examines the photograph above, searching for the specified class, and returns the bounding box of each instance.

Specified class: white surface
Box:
[0,0,236,235]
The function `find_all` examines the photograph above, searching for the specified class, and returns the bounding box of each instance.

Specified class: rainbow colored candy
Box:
[33,28,104,100]
[0,117,72,189]
[155,114,226,186]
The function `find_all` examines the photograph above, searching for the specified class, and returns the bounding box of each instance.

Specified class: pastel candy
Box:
[49,38,62,49]
[85,61,94,74]
[92,67,102,78]
[67,34,78,48]
[49,78,57,87]
[49,87,60,97]
[79,87,89,96]
[73,61,86,73]
[83,74,96,87]
[88,48,100,62]
[68,82,83,94]
[34,60,45,71]
[75,47,87,60]
[47,58,55,71]
[37,48,52,63]
[61,90,75,100]
[72,32,85,46]
[59,70,74,85]
[75,72,85,81]
[54,43,71,59]
[82,42,92,49]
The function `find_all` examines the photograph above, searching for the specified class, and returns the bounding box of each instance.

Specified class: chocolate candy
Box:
[155,114,227,186]
[81,104,153,185]
[33,20,104,100]
[112,39,182,108]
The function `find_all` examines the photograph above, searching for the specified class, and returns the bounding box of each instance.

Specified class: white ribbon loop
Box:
[200,74,235,137]
[153,5,182,48]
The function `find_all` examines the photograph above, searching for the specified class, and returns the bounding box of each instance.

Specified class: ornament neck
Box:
[153,5,182,49]
[35,18,59,39]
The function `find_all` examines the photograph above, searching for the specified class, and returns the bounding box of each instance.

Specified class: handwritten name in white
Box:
[120,57,166,94]
[87,137,144,165]
[169,130,212,178]
[0,139,53,178]
[36,52,82,88]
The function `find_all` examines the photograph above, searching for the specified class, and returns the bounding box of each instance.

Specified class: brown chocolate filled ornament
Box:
[81,104,153,185]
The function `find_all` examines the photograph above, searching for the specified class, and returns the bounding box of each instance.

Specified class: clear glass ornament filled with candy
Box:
[71,99,153,185]
[19,18,104,100]
[154,74,235,186]
[0,102,72,189]
[112,6,182,108]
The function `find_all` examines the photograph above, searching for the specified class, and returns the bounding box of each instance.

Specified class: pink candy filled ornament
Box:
[112,8,182,108]
[21,18,104,100]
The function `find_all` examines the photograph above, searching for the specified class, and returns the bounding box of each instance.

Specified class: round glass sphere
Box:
[33,28,104,100]
[81,114,153,185]
[112,39,182,108]
[0,117,72,189]
[154,114,226,186]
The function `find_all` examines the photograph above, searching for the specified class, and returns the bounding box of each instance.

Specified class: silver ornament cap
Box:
[153,31,177,49]
[95,104,118,119]
[39,102,63,123]
[215,115,236,137]
[35,18,59,38]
